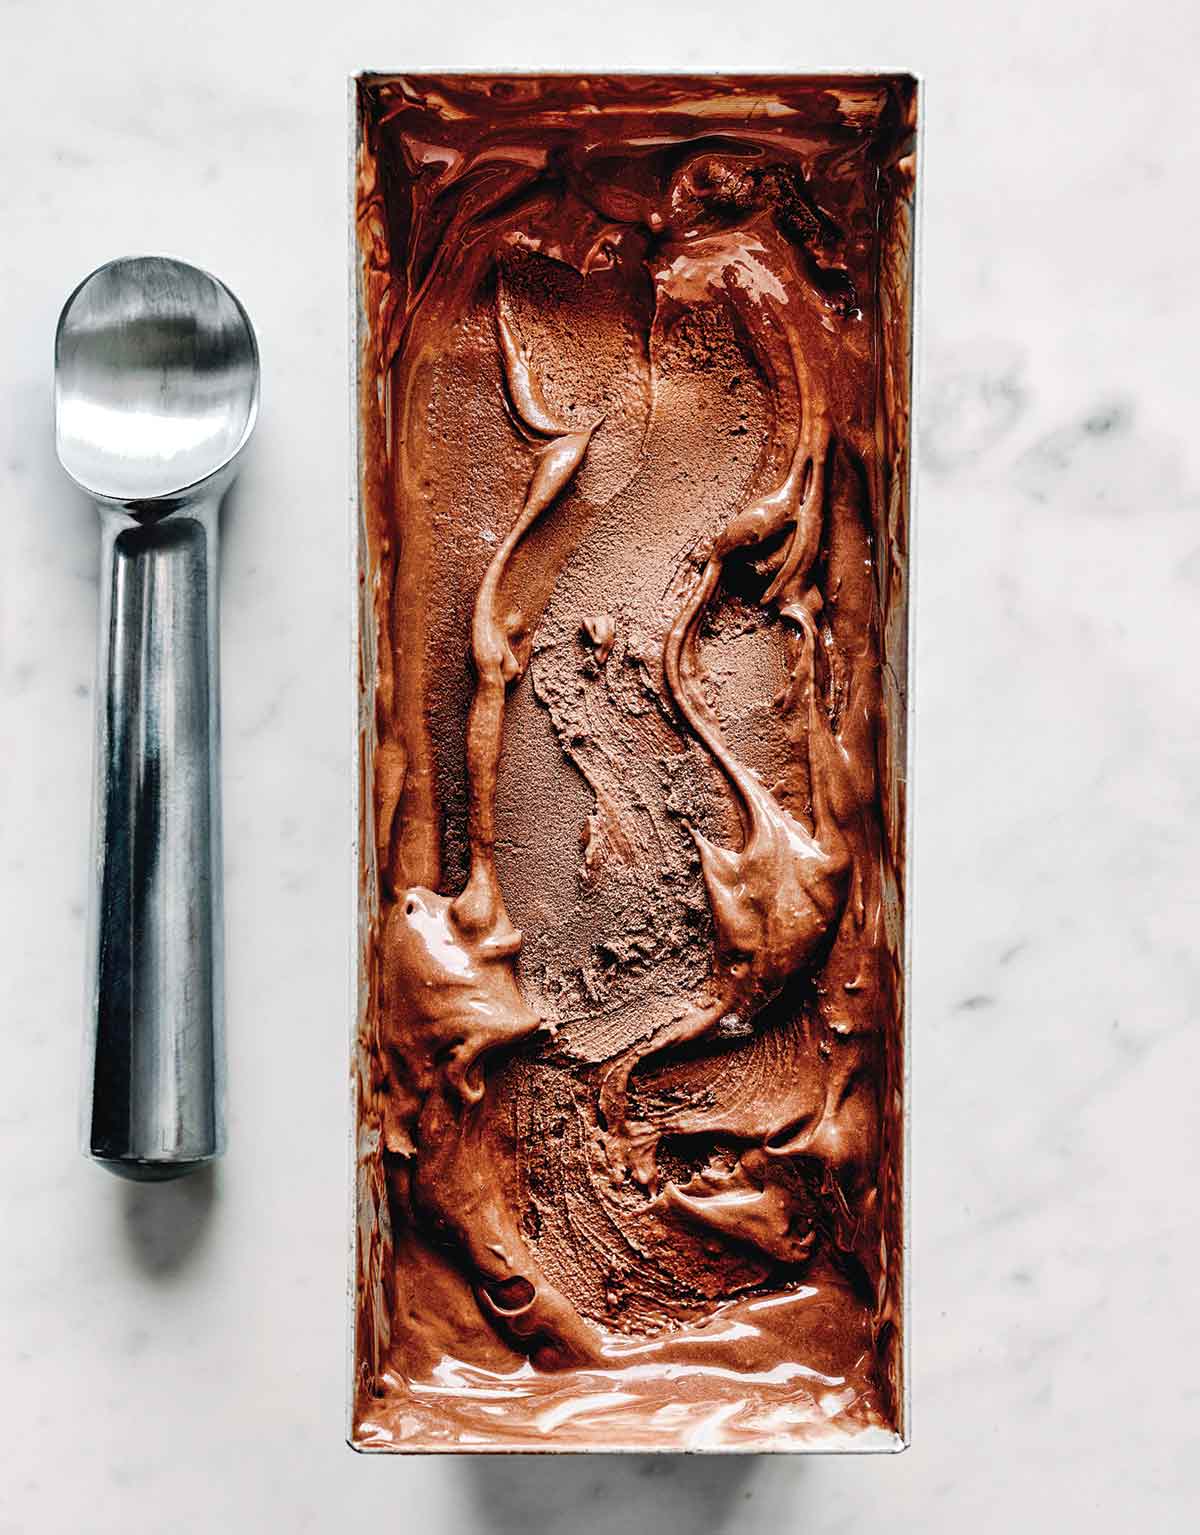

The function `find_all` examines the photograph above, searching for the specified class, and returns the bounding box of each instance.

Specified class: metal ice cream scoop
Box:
[55,255,259,1180]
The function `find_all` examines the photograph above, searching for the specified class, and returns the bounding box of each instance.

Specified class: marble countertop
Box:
[3,3,1198,1530]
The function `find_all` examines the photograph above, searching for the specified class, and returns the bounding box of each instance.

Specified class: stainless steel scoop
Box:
[55,255,259,1181]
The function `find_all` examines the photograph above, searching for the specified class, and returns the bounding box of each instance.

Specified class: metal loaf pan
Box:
[350,71,918,1453]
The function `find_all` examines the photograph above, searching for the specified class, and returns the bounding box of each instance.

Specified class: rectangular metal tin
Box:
[349,71,919,1453]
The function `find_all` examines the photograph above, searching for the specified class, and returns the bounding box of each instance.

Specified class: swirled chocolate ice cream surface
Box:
[353,72,916,1452]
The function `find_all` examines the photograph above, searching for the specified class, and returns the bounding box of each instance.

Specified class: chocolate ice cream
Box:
[353,72,916,1451]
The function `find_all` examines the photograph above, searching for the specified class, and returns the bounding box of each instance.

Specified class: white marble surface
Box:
[3,2,1199,1529]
